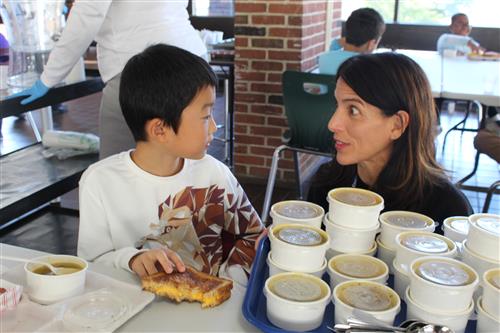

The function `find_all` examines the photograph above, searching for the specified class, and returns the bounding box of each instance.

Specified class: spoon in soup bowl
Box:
[0,255,73,275]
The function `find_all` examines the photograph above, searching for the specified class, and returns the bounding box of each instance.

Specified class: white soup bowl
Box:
[25,254,88,305]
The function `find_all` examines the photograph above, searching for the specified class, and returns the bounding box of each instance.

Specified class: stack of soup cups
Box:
[392,231,457,298]
[267,200,327,277]
[377,211,436,274]
[265,203,332,331]
[477,268,500,332]
[461,213,500,279]
[406,256,478,333]
[323,188,383,258]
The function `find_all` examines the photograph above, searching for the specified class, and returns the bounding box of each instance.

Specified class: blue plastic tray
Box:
[242,236,477,333]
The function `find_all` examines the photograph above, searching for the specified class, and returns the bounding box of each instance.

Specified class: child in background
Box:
[319,8,385,75]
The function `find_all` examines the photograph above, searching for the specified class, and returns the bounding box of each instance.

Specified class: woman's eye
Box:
[350,107,360,115]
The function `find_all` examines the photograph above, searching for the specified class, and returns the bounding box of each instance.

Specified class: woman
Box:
[307,52,472,224]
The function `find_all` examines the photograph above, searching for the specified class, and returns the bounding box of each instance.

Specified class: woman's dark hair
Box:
[120,44,217,142]
[336,52,447,210]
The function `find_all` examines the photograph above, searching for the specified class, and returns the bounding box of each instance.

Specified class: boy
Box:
[319,8,385,75]
[437,13,483,55]
[77,44,264,284]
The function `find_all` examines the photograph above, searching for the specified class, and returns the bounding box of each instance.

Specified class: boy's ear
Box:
[145,118,172,142]
[366,38,379,52]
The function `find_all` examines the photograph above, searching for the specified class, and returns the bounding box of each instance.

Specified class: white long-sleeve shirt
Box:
[78,151,264,277]
[41,0,206,86]
[436,33,478,55]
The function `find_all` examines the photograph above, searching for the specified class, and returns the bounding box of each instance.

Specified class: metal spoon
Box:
[407,322,453,333]
[0,255,66,275]
[346,317,408,332]
[327,325,380,333]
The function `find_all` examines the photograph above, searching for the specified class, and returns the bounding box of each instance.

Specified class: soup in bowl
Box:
[25,254,88,305]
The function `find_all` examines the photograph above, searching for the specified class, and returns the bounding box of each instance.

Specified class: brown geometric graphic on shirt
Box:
[148,185,263,276]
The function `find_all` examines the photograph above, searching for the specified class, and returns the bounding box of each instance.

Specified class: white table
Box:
[395,49,442,98]
[0,243,257,332]
[442,56,500,107]
[395,49,500,107]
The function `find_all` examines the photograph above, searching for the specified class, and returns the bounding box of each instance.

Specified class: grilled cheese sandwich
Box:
[141,266,233,308]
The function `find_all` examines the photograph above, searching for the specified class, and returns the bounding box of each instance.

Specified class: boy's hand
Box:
[129,248,185,278]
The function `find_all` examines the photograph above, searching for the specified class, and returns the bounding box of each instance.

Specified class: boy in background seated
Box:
[437,13,484,55]
[77,44,264,284]
[319,8,385,75]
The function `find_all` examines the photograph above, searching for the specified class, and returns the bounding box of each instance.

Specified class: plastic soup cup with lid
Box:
[376,235,396,274]
[327,254,388,290]
[482,268,500,319]
[405,287,474,333]
[409,256,478,313]
[324,215,379,253]
[270,200,324,229]
[267,251,327,278]
[394,231,457,272]
[327,188,384,229]
[332,280,400,325]
[264,272,331,332]
[442,216,469,243]
[461,240,500,278]
[477,296,500,332]
[379,210,435,250]
[467,213,500,262]
[269,224,329,272]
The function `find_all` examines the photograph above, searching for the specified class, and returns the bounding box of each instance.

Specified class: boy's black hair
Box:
[451,13,467,24]
[345,8,385,47]
[119,44,217,142]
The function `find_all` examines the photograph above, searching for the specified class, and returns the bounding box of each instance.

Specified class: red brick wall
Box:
[234,0,342,182]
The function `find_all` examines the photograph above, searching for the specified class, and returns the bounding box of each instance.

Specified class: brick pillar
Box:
[233,0,342,184]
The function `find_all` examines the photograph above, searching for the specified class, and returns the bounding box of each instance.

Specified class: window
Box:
[191,0,234,17]
[341,0,500,28]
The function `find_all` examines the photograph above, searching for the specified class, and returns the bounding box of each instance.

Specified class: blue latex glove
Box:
[8,79,50,105]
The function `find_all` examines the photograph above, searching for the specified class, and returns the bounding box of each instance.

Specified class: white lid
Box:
[417,261,470,286]
[340,283,393,311]
[401,235,448,253]
[334,190,377,206]
[448,217,469,234]
[278,227,322,246]
[274,201,320,219]
[384,214,428,228]
[476,217,500,236]
[63,289,129,331]
[270,275,323,302]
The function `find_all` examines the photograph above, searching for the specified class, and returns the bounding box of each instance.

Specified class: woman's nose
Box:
[328,109,342,133]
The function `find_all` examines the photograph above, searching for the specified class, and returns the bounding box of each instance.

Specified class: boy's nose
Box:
[209,116,217,134]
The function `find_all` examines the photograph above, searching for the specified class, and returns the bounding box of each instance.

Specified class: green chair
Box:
[261,70,337,223]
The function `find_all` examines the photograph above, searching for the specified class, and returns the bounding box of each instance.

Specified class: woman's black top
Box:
[307,161,473,228]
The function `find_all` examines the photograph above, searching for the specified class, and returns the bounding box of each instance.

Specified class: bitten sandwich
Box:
[141,266,233,308]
